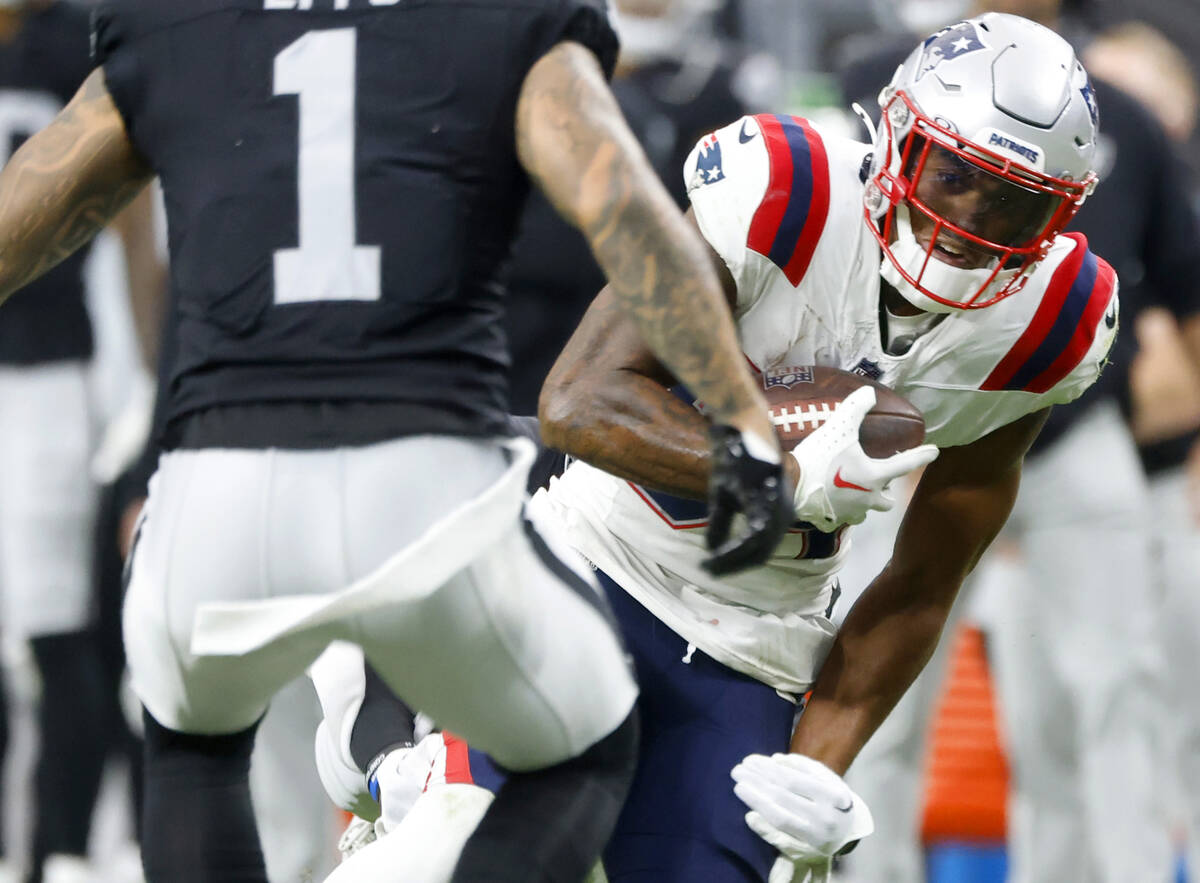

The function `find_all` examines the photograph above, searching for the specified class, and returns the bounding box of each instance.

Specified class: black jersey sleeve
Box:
[90,4,145,149]
[32,3,94,105]
[532,0,619,81]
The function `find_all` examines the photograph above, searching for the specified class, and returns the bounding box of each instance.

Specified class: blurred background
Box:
[1,0,1196,881]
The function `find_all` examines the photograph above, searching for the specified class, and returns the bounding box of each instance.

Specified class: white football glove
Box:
[732,753,874,878]
[788,386,938,531]
[768,855,831,883]
[371,732,448,834]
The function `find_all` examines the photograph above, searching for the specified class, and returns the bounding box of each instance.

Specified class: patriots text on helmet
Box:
[986,132,1041,167]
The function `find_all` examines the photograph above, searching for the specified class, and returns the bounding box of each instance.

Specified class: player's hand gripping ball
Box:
[760,365,937,530]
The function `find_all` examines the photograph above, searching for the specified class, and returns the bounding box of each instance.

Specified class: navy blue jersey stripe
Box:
[641,487,709,524]
[802,525,841,560]
[1006,249,1098,391]
[767,115,816,272]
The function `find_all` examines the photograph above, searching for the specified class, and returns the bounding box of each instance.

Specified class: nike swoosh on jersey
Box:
[832,470,869,492]
[1104,301,1117,328]
[834,800,854,813]
[739,120,757,143]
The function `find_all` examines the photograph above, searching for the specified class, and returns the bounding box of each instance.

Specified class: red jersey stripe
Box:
[747,115,793,259]
[627,482,708,530]
[442,732,474,786]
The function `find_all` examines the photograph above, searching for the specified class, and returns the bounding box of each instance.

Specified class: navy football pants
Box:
[469,569,796,881]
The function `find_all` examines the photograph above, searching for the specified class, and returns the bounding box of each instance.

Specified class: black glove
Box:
[703,424,791,576]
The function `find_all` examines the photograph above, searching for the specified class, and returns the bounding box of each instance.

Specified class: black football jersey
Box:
[1034,79,1200,452]
[0,2,95,364]
[92,0,616,449]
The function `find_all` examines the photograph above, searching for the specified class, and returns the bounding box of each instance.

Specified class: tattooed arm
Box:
[514,40,778,452]
[0,68,152,304]
[540,280,713,499]
[538,205,792,499]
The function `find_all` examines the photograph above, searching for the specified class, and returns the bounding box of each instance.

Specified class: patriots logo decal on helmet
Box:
[918,22,987,79]
[1080,79,1100,129]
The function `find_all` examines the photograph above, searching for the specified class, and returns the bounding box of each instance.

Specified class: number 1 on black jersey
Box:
[273,28,381,305]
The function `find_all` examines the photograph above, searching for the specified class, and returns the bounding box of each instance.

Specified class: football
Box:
[760,365,926,457]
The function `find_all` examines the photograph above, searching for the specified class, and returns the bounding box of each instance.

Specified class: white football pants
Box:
[250,675,338,882]
[124,434,637,772]
[990,401,1172,883]
[834,493,975,883]
[1146,465,1200,878]
[0,362,96,637]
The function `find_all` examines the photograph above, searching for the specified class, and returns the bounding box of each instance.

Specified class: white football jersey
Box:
[531,114,1118,694]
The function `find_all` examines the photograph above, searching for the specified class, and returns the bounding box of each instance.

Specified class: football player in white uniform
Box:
[528,12,1116,882]
[308,13,1117,883]
[833,7,1197,883]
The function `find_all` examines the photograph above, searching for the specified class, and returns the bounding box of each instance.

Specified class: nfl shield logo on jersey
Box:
[764,366,815,390]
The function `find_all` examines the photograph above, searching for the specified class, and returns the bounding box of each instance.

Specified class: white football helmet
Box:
[864,13,1099,312]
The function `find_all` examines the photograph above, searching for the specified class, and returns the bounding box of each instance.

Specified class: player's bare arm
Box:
[541,209,742,500]
[542,283,712,499]
[515,40,777,449]
[0,68,151,304]
[788,407,1050,773]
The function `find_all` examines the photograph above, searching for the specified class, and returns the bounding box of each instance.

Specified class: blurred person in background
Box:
[1085,21,1199,147]
[1129,307,1200,882]
[1088,0,1200,178]
[833,2,1200,882]
[1084,20,1200,210]
[0,3,158,881]
[1087,19,1200,878]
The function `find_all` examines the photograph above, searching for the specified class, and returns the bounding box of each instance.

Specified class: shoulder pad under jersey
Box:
[980,232,1119,404]
[684,114,832,310]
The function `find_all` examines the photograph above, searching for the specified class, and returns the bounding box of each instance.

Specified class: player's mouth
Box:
[923,234,988,269]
